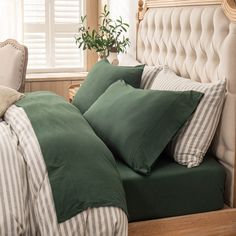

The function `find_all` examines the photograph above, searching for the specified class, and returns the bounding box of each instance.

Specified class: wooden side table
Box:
[68,83,81,102]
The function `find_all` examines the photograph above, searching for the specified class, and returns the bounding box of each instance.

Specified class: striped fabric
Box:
[118,53,161,90]
[151,68,226,168]
[140,66,161,89]
[0,119,32,235]
[0,105,128,235]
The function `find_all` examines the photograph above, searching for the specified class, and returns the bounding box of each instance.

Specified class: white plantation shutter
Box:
[23,0,84,72]
[55,0,80,23]
[24,33,47,68]
[24,0,45,23]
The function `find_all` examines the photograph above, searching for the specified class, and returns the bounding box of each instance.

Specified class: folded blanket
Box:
[1,105,128,235]
[16,92,127,223]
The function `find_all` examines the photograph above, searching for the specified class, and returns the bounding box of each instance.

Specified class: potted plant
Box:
[75,5,130,65]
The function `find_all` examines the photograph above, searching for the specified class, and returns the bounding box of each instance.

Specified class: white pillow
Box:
[151,68,226,168]
[140,66,161,89]
[118,53,161,89]
[0,85,24,117]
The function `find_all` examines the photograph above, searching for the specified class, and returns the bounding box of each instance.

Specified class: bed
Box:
[128,0,236,234]
[0,0,236,235]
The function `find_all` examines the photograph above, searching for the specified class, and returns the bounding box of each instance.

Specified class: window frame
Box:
[24,0,98,74]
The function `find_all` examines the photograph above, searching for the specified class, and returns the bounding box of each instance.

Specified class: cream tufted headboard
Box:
[137,0,236,207]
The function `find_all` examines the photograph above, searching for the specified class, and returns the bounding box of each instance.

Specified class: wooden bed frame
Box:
[129,1,236,234]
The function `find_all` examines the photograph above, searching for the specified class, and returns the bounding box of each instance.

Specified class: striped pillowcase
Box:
[151,68,226,168]
[140,66,162,89]
[118,54,161,89]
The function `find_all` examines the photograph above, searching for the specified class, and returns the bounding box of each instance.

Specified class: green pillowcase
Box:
[72,59,144,113]
[84,80,204,175]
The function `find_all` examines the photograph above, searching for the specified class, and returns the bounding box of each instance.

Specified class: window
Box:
[23,0,84,72]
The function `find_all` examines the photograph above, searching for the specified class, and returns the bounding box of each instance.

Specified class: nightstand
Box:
[68,83,81,102]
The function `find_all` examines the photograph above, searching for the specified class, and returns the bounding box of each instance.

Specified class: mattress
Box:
[116,153,225,222]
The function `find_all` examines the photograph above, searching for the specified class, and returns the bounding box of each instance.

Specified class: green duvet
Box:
[16,92,127,223]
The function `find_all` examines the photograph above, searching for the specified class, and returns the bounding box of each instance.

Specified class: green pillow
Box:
[84,80,204,175]
[72,59,144,113]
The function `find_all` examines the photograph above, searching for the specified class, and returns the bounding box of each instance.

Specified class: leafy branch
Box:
[75,5,130,57]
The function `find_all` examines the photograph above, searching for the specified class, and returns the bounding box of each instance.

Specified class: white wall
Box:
[108,0,139,57]
[0,0,23,41]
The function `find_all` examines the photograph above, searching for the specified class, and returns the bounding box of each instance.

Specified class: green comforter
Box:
[16,92,127,223]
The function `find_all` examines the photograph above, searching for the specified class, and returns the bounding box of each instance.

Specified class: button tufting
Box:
[137,8,236,209]
[138,6,232,86]
[190,50,197,60]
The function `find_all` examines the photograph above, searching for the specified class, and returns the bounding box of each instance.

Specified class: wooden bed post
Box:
[136,0,144,59]
[138,0,147,21]
[138,0,144,18]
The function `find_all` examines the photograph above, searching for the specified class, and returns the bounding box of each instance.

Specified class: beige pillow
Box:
[0,85,24,117]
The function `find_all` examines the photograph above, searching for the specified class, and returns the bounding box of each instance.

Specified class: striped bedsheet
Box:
[0,105,128,236]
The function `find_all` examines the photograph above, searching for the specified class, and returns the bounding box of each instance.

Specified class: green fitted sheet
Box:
[116,153,225,222]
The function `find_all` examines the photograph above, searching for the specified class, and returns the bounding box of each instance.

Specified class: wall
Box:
[108,0,139,57]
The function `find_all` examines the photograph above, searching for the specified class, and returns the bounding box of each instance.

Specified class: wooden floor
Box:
[128,208,236,236]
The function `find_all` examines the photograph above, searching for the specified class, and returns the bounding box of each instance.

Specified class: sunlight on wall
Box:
[0,0,22,42]
[109,0,138,57]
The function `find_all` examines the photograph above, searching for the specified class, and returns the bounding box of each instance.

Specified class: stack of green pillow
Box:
[72,59,203,175]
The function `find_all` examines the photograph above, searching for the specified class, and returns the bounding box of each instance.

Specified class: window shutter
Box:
[54,34,82,68]
[23,0,84,72]
[54,0,81,23]
[24,33,47,68]
[24,0,45,23]
[54,0,82,68]
[24,0,47,69]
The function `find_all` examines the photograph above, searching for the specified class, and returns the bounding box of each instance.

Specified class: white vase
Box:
[107,52,119,65]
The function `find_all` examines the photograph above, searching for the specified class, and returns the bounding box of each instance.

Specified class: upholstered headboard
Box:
[137,0,236,207]
[0,39,28,92]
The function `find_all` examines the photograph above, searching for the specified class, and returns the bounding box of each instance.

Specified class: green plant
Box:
[75,5,130,58]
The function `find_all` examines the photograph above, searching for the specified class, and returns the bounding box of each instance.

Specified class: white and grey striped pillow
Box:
[151,68,226,168]
[140,66,161,89]
[118,54,161,89]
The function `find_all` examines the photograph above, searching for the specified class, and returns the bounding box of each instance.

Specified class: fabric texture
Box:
[136,5,236,206]
[117,153,225,222]
[0,85,23,117]
[72,59,144,113]
[118,53,161,89]
[151,68,226,167]
[84,80,203,175]
[1,105,128,235]
[140,65,161,89]
[16,92,127,223]
[0,40,28,92]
